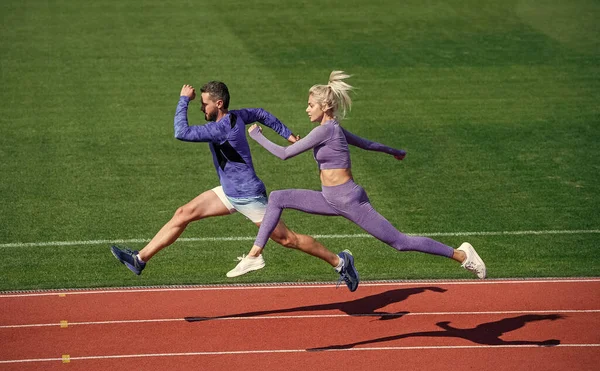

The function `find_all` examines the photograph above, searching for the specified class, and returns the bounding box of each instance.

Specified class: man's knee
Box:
[271,229,298,249]
[172,205,198,226]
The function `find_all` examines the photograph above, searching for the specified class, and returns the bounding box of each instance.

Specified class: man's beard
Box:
[205,111,218,121]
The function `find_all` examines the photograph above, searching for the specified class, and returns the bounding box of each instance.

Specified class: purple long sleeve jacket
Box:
[174,96,293,198]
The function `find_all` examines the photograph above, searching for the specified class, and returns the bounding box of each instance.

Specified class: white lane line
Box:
[1,229,599,248]
[2,309,599,329]
[1,278,600,298]
[0,318,184,329]
[1,344,599,364]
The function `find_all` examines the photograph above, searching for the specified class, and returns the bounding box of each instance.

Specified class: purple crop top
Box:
[249,120,406,169]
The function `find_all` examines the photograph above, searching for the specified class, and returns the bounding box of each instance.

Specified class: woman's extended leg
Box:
[253,189,339,248]
[321,181,486,278]
[322,181,454,258]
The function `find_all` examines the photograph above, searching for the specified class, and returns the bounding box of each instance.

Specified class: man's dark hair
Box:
[200,81,230,109]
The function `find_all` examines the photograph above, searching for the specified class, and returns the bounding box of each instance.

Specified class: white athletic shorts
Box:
[211,186,268,223]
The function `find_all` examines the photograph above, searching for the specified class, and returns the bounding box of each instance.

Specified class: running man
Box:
[110,82,358,285]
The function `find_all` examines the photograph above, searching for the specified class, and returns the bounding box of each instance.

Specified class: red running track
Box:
[1,279,599,371]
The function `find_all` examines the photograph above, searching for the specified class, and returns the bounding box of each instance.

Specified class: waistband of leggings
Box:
[321,178,357,193]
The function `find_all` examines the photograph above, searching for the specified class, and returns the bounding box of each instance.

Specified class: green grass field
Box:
[1,0,599,291]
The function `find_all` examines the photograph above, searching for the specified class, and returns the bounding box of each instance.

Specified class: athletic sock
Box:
[335,258,345,273]
[136,254,145,263]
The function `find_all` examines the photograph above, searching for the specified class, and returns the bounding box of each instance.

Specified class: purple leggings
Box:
[255,179,454,258]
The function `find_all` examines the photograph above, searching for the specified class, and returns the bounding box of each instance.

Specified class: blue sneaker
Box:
[337,249,359,292]
[110,245,146,275]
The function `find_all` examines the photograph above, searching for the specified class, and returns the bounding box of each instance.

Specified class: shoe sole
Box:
[124,262,142,275]
[460,243,487,279]
[341,250,360,292]
[471,248,487,279]
[226,261,266,278]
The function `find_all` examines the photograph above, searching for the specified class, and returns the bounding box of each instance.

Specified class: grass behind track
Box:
[0,0,599,290]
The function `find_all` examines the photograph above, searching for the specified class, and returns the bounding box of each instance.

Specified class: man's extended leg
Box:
[111,189,231,274]
[225,219,340,277]
[264,220,339,266]
[138,189,231,261]
[228,219,359,291]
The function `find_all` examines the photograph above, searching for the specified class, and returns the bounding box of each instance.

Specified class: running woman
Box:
[238,71,487,288]
[111,81,356,283]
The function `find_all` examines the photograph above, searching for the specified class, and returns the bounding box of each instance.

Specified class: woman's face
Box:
[306,94,326,123]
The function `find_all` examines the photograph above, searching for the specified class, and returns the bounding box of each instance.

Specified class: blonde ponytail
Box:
[309,70,353,119]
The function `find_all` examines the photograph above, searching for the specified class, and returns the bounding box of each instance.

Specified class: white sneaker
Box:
[458,242,487,279]
[226,254,265,278]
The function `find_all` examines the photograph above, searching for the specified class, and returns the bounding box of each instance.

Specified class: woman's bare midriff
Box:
[319,168,353,186]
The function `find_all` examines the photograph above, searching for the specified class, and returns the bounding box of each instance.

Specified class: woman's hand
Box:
[248,124,262,134]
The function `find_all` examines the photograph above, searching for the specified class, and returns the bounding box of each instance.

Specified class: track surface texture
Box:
[1,279,599,371]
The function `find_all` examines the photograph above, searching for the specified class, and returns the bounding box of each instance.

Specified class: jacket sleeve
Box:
[234,108,293,139]
[174,96,228,143]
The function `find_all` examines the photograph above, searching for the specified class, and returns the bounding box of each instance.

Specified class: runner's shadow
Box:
[309,314,566,351]
[185,286,446,322]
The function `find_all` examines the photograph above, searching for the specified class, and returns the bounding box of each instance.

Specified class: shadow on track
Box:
[185,286,446,322]
[308,314,566,351]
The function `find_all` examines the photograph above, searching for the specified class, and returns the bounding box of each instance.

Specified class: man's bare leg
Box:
[246,220,340,267]
[137,189,231,262]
